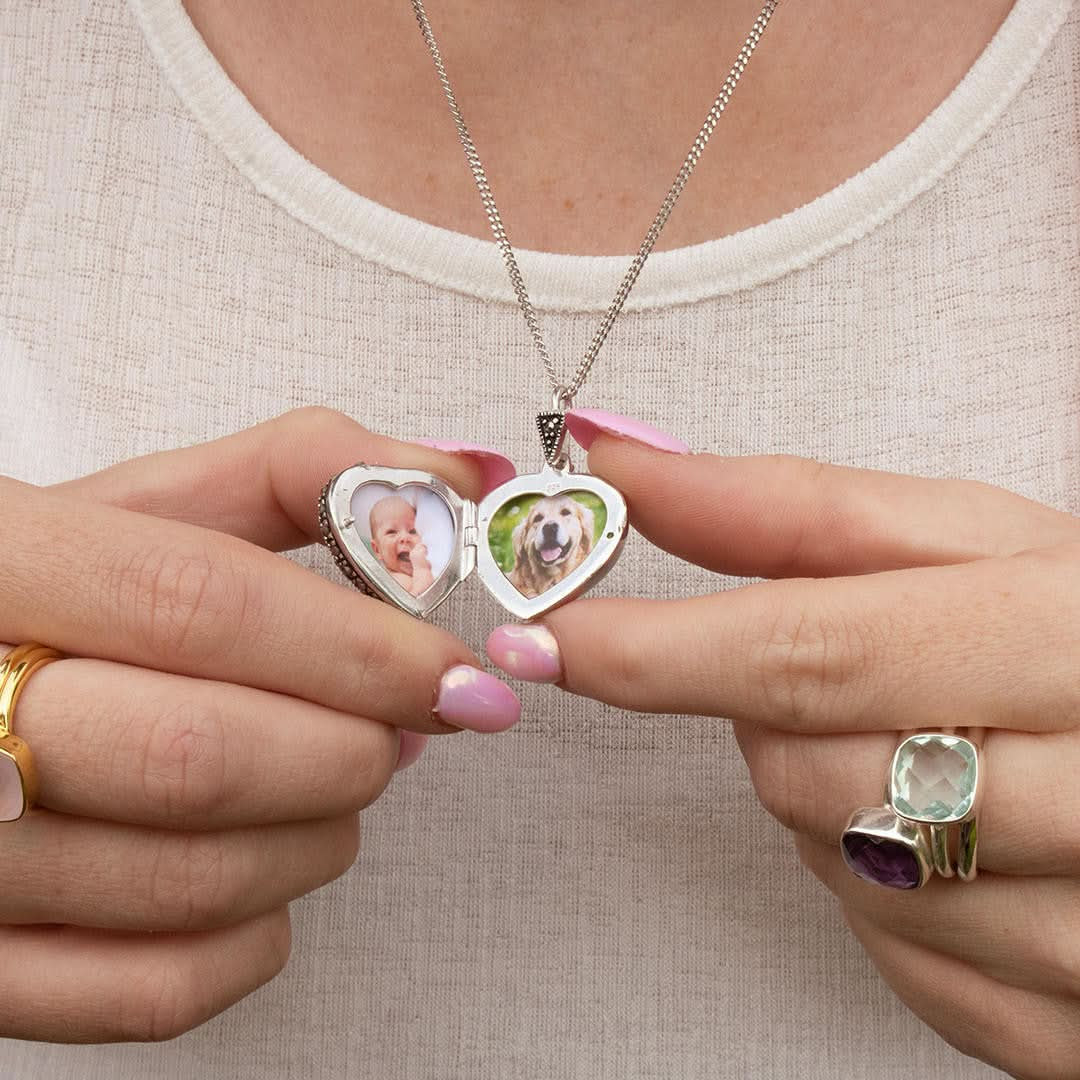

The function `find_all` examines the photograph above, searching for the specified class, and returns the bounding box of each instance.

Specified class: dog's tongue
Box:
[540,545,562,563]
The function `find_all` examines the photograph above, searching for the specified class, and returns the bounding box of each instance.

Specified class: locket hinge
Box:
[463,501,479,553]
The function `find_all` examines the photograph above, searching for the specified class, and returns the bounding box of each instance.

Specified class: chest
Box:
[180,0,1016,254]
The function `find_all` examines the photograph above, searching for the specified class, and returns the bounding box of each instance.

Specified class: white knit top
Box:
[1,0,1076,1076]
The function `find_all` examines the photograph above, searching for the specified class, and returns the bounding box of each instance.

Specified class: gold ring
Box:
[0,643,64,823]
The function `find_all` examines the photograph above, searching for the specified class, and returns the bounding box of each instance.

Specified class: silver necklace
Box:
[321,2,782,620]
[411,0,781,422]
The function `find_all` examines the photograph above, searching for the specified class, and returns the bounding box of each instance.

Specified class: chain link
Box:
[409,0,781,405]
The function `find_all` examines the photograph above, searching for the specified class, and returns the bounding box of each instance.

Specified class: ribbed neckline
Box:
[130,0,1072,312]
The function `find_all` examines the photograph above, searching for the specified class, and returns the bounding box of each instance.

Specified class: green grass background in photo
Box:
[488,491,607,573]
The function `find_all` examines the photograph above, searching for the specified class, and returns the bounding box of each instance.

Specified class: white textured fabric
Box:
[0,0,1077,1076]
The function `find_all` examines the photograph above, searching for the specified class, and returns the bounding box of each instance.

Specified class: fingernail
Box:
[485,624,562,683]
[563,408,690,455]
[395,731,429,772]
[434,664,521,733]
[412,439,516,496]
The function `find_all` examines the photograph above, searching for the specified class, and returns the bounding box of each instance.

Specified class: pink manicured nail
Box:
[395,731,429,772]
[563,408,690,455]
[486,624,562,683]
[412,439,516,496]
[434,664,521,733]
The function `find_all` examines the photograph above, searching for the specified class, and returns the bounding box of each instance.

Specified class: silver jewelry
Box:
[322,2,782,617]
[409,0,782,408]
[841,806,933,891]
[840,731,982,889]
[887,732,981,883]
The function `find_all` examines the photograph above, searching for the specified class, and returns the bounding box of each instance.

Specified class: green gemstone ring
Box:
[887,732,981,882]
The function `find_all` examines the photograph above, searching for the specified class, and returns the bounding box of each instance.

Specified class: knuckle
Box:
[138,693,230,825]
[100,539,252,665]
[116,954,204,1043]
[1036,905,1080,1000]
[340,611,403,720]
[602,621,655,697]
[146,831,234,931]
[340,725,398,810]
[751,600,877,731]
[767,457,832,576]
[752,605,834,731]
[327,814,363,880]
[282,405,366,442]
[261,907,294,977]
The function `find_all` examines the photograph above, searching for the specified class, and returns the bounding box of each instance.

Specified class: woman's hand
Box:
[0,407,520,1043]
[486,418,1080,1079]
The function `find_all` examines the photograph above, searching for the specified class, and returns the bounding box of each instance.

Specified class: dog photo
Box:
[349,482,454,597]
[487,490,607,599]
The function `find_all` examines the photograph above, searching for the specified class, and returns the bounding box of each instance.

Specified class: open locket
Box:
[318,416,628,620]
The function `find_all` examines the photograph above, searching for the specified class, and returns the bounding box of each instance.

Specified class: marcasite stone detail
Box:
[536,412,568,465]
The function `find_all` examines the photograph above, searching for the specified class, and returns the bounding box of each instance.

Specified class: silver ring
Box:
[840,729,982,889]
[888,731,981,883]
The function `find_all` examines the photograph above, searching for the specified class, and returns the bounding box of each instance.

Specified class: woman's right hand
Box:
[0,407,520,1044]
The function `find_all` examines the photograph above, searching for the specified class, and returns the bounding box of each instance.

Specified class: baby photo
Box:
[349,483,455,597]
[488,491,607,599]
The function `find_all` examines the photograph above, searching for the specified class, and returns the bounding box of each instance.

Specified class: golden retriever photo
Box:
[507,494,596,598]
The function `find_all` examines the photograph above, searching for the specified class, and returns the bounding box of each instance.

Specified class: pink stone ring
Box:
[0,643,64,823]
[840,731,982,890]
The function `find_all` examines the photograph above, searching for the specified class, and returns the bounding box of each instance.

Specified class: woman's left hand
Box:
[486,421,1080,1080]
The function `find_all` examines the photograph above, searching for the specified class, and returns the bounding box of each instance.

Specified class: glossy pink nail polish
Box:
[486,624,562,683]
[434,664,521,733]
[395,731,429,772]
[563,408,690,454]
[412,439,516,496]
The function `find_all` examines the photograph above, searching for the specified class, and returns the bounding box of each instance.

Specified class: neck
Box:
[183,0,1016,254]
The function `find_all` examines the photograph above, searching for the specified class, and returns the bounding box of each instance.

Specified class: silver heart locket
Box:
[319,461,628,620]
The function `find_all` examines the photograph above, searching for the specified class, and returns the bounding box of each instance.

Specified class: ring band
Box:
[841,729,982,890]
[0,643,63,823]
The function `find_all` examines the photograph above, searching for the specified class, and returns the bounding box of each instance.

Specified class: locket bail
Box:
[537,385,573,472]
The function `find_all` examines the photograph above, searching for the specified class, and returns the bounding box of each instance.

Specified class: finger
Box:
[0,809,358,931]
[0,479,521,735]
[799,835,1080,1045]
[737,724,1080,877]
[581,434,1080,577]
[12,658,399,829]
[0,907,291,1043]
[47,406,515,548]
[843,904,1080,1077]
[525,544,1080,734]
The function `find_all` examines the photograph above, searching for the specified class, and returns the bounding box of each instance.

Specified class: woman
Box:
[0,0,1076,1076]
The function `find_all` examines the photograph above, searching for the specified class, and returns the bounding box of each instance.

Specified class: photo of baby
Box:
[348,483,455,597]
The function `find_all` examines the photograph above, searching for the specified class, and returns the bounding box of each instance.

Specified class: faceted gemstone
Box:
[891,735,977,823]
[841,832,922,889]
[0,753,25,822]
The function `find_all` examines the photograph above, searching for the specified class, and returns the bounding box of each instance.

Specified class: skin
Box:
[0,408,495,1041]
[181,0,1017,254]
[369,496,434,596]
[527,436,1080,1078]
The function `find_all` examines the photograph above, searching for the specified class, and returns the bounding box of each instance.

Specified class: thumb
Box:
[565,408,1080,578]
[46,407,515,552]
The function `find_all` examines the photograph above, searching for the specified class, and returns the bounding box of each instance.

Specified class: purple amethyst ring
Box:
[841,806,933,890]
[841,732,982,890]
